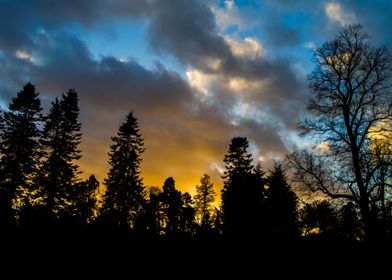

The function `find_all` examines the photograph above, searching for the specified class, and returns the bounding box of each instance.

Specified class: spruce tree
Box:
[100,112,145,229]
[266,164,298,239]
[0,83,42,226]
[194,174,216,232]
[41,89,82,217]
[221,137,264,237]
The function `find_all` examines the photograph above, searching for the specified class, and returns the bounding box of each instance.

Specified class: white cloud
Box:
[209,161,225,175]
[224,36,264,59]
[228,76,265,92]
[229,101,275,126]
[211,0,250,30]
[186,68,214,100]
[116,56,130,63]
[315,140,331,154]
[15,50,35,63]
[325,1,356,26]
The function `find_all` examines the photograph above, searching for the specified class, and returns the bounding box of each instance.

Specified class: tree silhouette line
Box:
[0,25,391,245]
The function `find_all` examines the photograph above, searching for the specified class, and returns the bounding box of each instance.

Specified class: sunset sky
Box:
[1,0,391,195]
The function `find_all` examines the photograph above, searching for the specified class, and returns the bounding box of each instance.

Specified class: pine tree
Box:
[194,174,216,232]
[221,137,263,237]
[0,83,42,226]
[266,164,298,239]
[41,89,82,218]
[100,112,145,229]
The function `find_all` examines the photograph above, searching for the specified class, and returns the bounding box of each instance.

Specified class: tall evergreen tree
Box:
[41,89,82,217]
[266,164,299,239]
[100,112,145,229]
[194,174,216,232]
[0,83,42,226]
[221,137,264,237]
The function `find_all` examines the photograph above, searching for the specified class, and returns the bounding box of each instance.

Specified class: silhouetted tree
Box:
[254,162,266,195]
[339,202,360,239]
[300,201,338,236]
[181,192,195,235]
[0,110,4,131]
[41,89,82,218]
[134,186,162,238]
[194,174,216,233]
[72,175,99,225]
[221,137,264,237]
[100,112,145,229]
[212,207,222,236]
[266,164,299,239]
[159,177,183,236]
[370,139,392,236]
[0,83,42,226]
[289,25,392,240]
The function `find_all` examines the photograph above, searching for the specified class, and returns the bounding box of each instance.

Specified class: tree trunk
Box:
[343,106,372,240]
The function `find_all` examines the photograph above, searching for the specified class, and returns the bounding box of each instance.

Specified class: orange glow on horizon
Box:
[78,133,225,204]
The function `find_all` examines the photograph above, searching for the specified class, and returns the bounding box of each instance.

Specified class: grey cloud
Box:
[263,20,301,47]
[0,0,149,53]
[146,0,232,69]
[5,0,390,185]
[142,0,308,126]
[344,0,392,47]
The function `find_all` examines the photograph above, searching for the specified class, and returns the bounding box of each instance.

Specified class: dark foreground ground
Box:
[2,227,390,278]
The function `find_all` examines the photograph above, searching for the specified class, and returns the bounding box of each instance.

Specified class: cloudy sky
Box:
[0,0,391,194]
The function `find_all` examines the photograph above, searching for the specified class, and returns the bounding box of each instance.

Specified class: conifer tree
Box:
[100,112,145,228]
[0,83,42,225]
[221,137,264,237]
[194,174,216,232]
[41,89,82,217]
[266,164,298,239]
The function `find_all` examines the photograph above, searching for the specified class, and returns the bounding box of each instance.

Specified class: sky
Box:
[0,0,391,195]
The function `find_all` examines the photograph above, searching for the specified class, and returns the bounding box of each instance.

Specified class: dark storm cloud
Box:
[27,33,193,114]
[146,0,232,69]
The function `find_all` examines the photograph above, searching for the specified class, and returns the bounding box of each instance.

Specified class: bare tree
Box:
[289,25,392,239]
